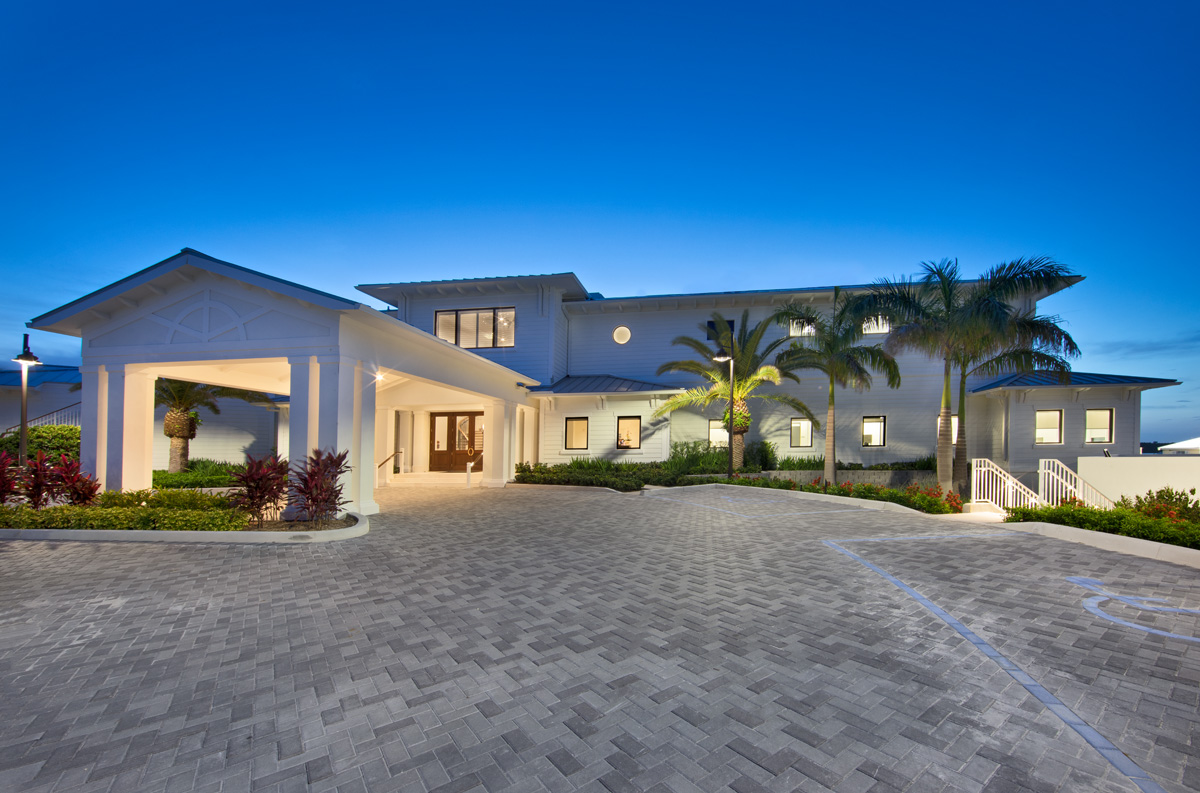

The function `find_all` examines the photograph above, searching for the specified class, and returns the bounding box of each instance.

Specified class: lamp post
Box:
[12,334,42,462]
[713,354,734,479]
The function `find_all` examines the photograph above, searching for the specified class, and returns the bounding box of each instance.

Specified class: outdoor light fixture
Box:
[713,354,734,479]
[12,334,42,462]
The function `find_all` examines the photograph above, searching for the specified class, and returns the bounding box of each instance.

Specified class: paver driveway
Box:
[1,485,1198,793]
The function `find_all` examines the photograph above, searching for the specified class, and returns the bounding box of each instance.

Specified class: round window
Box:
[612,325,631,345]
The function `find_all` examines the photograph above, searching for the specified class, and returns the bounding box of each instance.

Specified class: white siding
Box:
[538,395,671,464]
[1004,387,1141,477]
[0,382,80,433]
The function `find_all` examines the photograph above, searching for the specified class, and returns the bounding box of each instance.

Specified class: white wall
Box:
[1078,456,1200,502]
[151,399,278,469]
[1004,387,1141,477]
[538,394,672,464]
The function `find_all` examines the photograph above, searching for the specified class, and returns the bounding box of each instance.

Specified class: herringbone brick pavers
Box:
[1,484,1197,793]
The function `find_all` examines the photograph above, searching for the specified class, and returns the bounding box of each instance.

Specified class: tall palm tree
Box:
[950,311,1080,491]
[773,288,902,486]
[862,257,1078,492]
[653,310,817,470]
[157,379,271,473]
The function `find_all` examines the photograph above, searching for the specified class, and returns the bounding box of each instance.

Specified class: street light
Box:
[713,354,734,479]
[11,334,42,462]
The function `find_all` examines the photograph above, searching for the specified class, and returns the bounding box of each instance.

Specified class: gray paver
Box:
[2,484,1198,793]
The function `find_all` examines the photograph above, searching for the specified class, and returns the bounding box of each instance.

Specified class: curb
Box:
[1004,521,1200,570]
[0,513,370,544]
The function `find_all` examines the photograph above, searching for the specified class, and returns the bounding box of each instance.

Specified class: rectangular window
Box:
[862,316,890,335]
[706,319,735,355]
[790,418,813,447]
[862,416,886,447]
[617,416,641,449]
[708,419,729,448]
[564,418,588,450]
[1035,410,1063,444]
[788,320,815,337]
[937,415,960,444]
[434,308,516,349]
[1085,409,1113,444]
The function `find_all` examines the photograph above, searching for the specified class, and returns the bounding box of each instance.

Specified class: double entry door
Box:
[429,412,484,472]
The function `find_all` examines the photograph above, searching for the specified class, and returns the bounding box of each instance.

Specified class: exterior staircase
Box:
[970,457,1116,512]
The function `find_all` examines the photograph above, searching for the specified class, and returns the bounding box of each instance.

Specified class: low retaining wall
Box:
[759,470,938,489]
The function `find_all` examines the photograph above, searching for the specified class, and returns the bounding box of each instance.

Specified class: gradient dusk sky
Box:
[2,1,1196,441]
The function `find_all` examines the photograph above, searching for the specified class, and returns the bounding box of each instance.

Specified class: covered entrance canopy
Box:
[27,249,539,514]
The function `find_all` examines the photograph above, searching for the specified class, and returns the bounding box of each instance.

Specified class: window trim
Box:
[434,307,516,349]
[862,416,886,447]
[1084,408,1114,445]
[1034,409,1064,445]
[790,417,814,448]
[616,416,642,450]
[564,417,588,450]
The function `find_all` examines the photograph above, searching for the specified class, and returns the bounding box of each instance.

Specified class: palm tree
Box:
[156,379,271,473]
[652,310,817,470]
[950,311,1080,491]
[773,288,902,486]
[862,257,1078,493]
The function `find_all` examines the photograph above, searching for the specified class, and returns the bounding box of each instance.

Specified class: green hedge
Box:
[152,470,237,489]
[96,489,232,509]
[515,463,645,491]
[1005,504,1200,550]
[0,425,81,460]
[677,477,961,513]
[0,505,248,531]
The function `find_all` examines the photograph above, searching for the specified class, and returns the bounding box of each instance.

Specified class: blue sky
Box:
[2,1,1197,440]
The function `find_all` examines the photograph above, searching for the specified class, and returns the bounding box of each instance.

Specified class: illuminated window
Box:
[434,308,515,348]
[617,416,641,449]
[565,418,588,450]
[937,415,960,444]
[862,316,890,335]
[788,320,815,337]
[709,419,728,447]
[790,418,813,447]
[1035,410,1062,444]
[862,416,886,447]
[612,325,631,344]
[1085,409,1113,444]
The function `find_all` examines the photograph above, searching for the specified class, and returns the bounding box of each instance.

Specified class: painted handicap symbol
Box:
[1067,576,1200,643]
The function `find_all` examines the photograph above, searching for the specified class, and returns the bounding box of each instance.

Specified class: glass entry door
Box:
[429,412,484,472]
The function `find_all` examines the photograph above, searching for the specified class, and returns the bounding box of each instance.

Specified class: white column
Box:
[275,406,290,460]
[374,406,391,485]
[522,405,538,465]
[412,410,430,472]
[355,363,379,515]
[287,356,317,465]
[80,364,107,487]
[103,365,154,492]
[482,401,515,487]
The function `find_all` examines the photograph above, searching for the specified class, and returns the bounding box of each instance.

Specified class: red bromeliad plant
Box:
[22,451,58,509]
[0,451,20,505]
[53,454,101,506]
[290,449,352,527]
[233,454,290,528]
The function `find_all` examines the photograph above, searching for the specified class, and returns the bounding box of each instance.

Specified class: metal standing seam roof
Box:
[528,375,683,394]
[0,364,82,388]
[972,371,1182,393]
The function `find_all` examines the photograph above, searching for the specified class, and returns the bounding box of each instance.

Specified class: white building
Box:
[25,248,1180,513]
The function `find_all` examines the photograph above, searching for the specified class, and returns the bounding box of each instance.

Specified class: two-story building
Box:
[27,249,1178,513]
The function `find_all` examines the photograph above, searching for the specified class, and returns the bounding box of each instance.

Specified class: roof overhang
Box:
[357,273,591,306]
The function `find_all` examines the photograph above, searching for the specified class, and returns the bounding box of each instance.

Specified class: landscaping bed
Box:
[1005,487,1200,550]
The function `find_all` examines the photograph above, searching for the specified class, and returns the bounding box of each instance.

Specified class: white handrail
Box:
[1038,459,1115,510]
[3,402,82,435]
[971,458,1042,510]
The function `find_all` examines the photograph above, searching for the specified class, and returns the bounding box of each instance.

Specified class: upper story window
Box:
[862,316,890,335]
[1085,409,1113,444]
[435,308,515,349]
[788,320,815,337]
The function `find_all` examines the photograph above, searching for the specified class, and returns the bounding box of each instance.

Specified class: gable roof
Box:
[29,248,362,336]
[972,371,1181,393]
[528,375,682,395]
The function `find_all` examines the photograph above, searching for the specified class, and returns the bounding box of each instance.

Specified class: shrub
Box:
[777,455,824,470]
[743,440,778,471]
[21,451,57,509]
[0,425,81,461]
[1116,486,1200,524]
[291,449,352,526]
[52,454,100,506]
[1006,502,1200,549]
[515,462,644,491]
[0,451,19,505]
[95,489,231,510]
[0,505,247,531]
[232,454,289,528]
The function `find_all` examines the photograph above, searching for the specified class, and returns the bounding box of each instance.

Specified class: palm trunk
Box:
[732,431,745,471]
[823,375,836,486]
[953,371,969,496]
[937,357,953,494]
[169,436,189,474]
